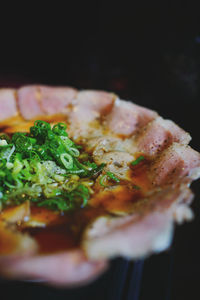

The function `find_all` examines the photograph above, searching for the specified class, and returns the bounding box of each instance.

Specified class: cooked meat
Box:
[85,136,135,156]
[68,90,116,140]
[150,143,200,185]
[0,85,199,287]
[73,90,116,122]
[94,151,134,179]
[0,250,107,287]
[0,89,18,121]
[17,86,44,120]
[83,186,193,259]
[17,85,77,120]
[135,117,191,156]
[39,86,77,115]
[105,99,157,136]
[86,136,122,153]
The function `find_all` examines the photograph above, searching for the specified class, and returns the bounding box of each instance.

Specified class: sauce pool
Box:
[0,144,152,255]
[19,157,151,254]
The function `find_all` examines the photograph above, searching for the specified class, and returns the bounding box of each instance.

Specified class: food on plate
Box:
[0,85,200,286]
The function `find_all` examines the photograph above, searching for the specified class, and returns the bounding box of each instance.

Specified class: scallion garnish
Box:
[0,121,105,211]
[99,175,108,187]
[106,172,120,183]
[131,155,145,166]
[99,172,120,187]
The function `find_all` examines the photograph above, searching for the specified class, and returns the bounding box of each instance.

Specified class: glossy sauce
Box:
[21,206,107,254]
[0,114,68,134]
[90,185,143,213]
[129,157,152,192]
[0,224,19,254]
[0,158,151,255]
[0,119,152,255]
[17,158,151,254]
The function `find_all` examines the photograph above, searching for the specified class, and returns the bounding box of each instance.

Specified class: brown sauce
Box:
[0,118,152,255]
[0,158,152,255]
[0,114,68,134]
[21,206,107,254]
[0,115,24,127]
[129,157,152,192]
[0,224,19,254]
[17,158,151,255]
[90,185,143,213]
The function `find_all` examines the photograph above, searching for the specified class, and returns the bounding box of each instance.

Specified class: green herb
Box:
[99,172,120,187]
[99,175,108,187]
[0,121,105,211]
[131,155,145,166]
[106,172,120,183]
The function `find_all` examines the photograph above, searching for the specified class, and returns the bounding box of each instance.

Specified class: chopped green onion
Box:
[106,172,120,183]
[0,120,105,212]
[60,153,73,169]
[131,155,145,166]
[99,175,107,187]
[100,172,120,187]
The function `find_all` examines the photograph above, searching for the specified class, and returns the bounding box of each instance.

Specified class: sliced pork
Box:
[0,250,107,287]
[0,85,199,287]
[83,187,193,260]
[105,99,157,136]
[150,143,200,186]
[17,86,43,120]
[74,90,116,121]
[17,85,77,120]
[93,151,135,179]
[68,90,116,139]
[39,86,77,115]
[0,89,18,121]
[136,117,191,156]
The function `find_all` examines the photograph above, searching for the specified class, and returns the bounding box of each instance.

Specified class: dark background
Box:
[0,2,200,299]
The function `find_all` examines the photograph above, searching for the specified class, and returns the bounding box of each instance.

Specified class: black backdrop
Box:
[0,2,200,300]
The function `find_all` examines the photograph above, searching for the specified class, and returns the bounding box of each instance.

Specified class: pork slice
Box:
[105,99,157,136]
[83,186,193,260]
[86,136,135,158]
[71,90,116,123]
[0,250,107,287]
[0,89,18,121]
[68,90,116,139]
[84,212,174,259]
[17,85,43,120]
[150,143,200,186]
[136,117,191,156]
[93,151,134,179]
[86,136,122,152]
[39,86,77,115]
